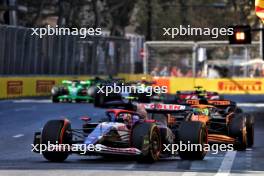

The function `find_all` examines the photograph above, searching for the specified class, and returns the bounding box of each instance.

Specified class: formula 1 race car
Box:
[94,80,163,107]
[184,100,254,150]
[173,86,223,104]
[51,80,97,103]
[145,100,254,150]
[93,78,126,107]
[33,103,208,162]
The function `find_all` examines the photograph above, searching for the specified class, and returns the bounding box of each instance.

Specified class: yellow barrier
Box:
[0,75,263,99]
[169,78,264,94]
[0,76,91,99]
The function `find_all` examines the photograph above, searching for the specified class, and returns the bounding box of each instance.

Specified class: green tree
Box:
[135,0,258,40]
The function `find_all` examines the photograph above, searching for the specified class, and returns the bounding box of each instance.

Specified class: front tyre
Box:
[94,93,105,107]
[131,123,161,162]
[41,120,72,162]
[75,99,82,103]
[177,121,208,160]
[51,87,60,103]
[52,95,59,103]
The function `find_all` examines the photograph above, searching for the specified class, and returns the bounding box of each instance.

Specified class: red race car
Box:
[174,86,222,104]
[33,103,208,162]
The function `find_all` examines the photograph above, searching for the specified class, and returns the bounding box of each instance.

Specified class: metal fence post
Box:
[143,42,147,74]
[0,27,6,74]
[244,46,249,77]
[192,43,198,77]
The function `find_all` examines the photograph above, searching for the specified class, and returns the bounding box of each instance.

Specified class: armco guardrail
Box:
[0,75,263,99]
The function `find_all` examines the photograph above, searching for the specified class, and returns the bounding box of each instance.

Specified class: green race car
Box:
[51,80,97,103]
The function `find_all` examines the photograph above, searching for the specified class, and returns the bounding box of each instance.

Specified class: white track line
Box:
[214,151,237,176]
[237,103,264,107]
[181,171,197,176]
[13,134,24,138]
[123,162,136,170]
[12,99,51,103]
[14,107,35,112]
[181,159,197,176]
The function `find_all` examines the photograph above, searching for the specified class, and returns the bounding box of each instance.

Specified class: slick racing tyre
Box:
[235,107,243,114]
[51,87,60,103]
[41,120,72,162]
[94,92,105,107]
[51,86,67,103]
[75,99,82,103]
[229,114,247,151]
[87,86,97,97]
[52,96,59,103]
[245,113,254,147]
[177,121,208,160]
[132,123,161,163]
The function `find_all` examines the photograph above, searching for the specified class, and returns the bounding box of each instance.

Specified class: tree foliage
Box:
[0,0,136,37]
[135,0,258,40]
[0,0,258,38]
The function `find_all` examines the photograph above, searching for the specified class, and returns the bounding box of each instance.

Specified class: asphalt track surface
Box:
[0,96,264,176]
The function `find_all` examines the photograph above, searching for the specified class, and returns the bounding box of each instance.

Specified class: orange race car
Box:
[143,100,253,151]
[185,100,254,150]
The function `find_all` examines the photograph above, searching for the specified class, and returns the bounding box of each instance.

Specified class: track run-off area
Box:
[0,95,264,176]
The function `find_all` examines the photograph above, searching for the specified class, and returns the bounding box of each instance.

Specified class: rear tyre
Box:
[235,107,243,114]
[51,87,60,103]
[87,86,97,97]
[229,114,247,151]
[245,113,254,147]
[52,96,59,103]
[177,121,208,160]
[131,123,161,163]
[75,99,82,103]
[94,93,105,107]
[41,120,72,162]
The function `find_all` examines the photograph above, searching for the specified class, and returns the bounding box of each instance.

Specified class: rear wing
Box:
[62,80,73,84]
[140,103,190,113]
[62,80,92,85]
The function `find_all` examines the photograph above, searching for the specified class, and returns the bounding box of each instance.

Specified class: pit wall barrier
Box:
[0,75,263,99]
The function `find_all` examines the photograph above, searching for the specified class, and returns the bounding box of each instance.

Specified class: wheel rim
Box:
[150,129,161,160]
[242,126,247,145]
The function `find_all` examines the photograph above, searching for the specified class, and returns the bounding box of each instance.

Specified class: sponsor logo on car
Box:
[141,103,186,111]
[208,100,230,105]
